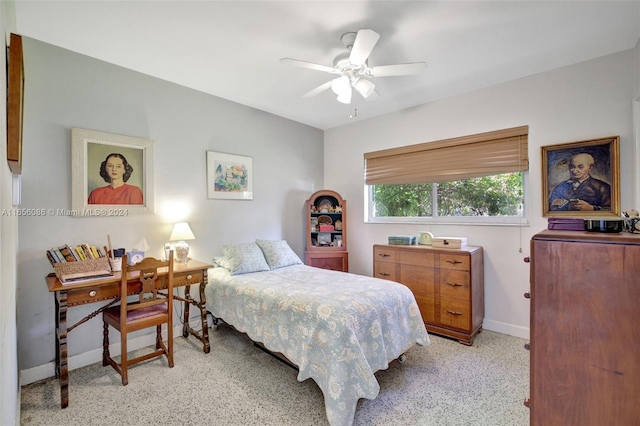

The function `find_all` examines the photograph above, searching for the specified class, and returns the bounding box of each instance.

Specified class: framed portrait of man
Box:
[541,136,620,217]
[71,128,155,216]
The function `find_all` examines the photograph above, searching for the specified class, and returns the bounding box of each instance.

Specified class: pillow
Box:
[212,256,231,270]
[221,243,270,275]
[255,239,303,269]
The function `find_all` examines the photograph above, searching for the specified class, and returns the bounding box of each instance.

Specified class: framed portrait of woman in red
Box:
[71,128,155,216]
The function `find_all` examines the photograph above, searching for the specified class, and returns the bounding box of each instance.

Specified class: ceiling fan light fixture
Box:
[331,76,350,95]
[336,87,352,104]
[355,79,375,98]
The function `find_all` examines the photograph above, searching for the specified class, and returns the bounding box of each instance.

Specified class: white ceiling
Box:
[14,1,640,130]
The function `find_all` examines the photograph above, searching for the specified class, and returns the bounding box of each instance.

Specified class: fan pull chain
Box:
[350,108,358,119]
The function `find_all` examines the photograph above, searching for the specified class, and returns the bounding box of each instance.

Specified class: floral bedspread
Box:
[205,265,430,426]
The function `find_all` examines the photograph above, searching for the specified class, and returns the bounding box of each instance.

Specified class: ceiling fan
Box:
[280,29,427,104]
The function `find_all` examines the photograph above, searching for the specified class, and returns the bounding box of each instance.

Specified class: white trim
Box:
[19,324,188,386]
[482,319,530,340]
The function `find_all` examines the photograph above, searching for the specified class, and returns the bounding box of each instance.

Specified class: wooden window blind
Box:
[364,126,529,185]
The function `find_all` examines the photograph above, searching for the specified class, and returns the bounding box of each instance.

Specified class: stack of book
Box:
[46,244,106,265]
[46,244,112,283]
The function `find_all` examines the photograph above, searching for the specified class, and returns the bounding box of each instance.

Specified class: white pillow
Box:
[221,243,270,275]
[255,239,303,269]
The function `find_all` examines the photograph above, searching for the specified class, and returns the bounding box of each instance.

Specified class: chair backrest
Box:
[119,253,174,320]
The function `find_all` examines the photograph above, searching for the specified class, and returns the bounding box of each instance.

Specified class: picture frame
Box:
[333,234,343,247]
[206,151,253,200]
[71,128,155,216]
[7,33,25,175]
[541,136,620,217]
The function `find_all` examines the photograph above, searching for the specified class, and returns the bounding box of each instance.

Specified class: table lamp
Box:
[169,222,195,263]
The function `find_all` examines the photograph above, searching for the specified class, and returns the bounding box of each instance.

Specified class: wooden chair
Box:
[102,252,175,385]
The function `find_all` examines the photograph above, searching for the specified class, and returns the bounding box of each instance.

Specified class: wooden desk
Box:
[45,259,213,408]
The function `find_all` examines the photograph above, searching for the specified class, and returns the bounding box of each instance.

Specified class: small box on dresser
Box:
[373,243,484,345]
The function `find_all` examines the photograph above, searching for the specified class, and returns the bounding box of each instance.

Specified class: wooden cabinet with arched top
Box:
[305,190,348,272]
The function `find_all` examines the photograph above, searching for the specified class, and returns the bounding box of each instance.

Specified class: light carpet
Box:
[20,326,530,425]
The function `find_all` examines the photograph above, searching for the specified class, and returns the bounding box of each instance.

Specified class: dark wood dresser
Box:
[528,230,640,425]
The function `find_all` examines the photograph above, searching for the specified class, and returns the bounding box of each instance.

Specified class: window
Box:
[364,126,528,224]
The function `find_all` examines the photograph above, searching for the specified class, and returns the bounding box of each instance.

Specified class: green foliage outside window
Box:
[371,172,523,218]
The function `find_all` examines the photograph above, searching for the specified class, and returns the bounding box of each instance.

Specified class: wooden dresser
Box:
[528,230,640,425]
[373,244,484,345]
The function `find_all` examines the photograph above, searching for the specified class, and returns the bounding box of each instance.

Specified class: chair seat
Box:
[104,303,168,323]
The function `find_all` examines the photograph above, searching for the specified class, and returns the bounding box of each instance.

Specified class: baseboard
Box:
[482,319,530,340]
[20,324,187,386]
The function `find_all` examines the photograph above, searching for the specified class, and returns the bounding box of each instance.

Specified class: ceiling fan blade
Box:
[369,62,428,77]
[280,58,335,74]
[349,29,380,66]
[302,81,333,98]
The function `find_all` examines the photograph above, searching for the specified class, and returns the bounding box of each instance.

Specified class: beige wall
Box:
[17,38,324,383]
[324,48,637,339]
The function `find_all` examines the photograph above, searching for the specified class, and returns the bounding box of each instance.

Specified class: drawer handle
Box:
[446,260,462,265]
[378,272,390,277]
[446,282,462,287]
[446,310,463,316]
[186,274,193,280]
[378,253,390,258]
[88,290,97,297]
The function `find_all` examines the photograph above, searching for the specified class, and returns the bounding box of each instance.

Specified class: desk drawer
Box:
[66,284,128,305]
[174,271,203,286]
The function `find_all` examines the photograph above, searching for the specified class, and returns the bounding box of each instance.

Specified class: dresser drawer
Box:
[374,261,396,281]
[399,264,435,293]
[415,293,435,323]
[439,254,470,271]
[439,270,470,300]
[374,246,397,263]
[439,297,471,331]
[399,250,435,267]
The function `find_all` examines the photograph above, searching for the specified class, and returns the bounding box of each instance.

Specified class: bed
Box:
[205,240,430,426]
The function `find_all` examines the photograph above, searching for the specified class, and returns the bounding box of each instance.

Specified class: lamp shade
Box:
[355,78,375,98]
[331,76,350,95]
[336,87,352,104]
[169,222,195,241]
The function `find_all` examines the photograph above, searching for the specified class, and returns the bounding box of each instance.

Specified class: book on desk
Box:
[47,243,114,284]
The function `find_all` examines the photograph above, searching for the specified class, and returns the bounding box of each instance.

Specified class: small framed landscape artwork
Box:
[206,151,253,200]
